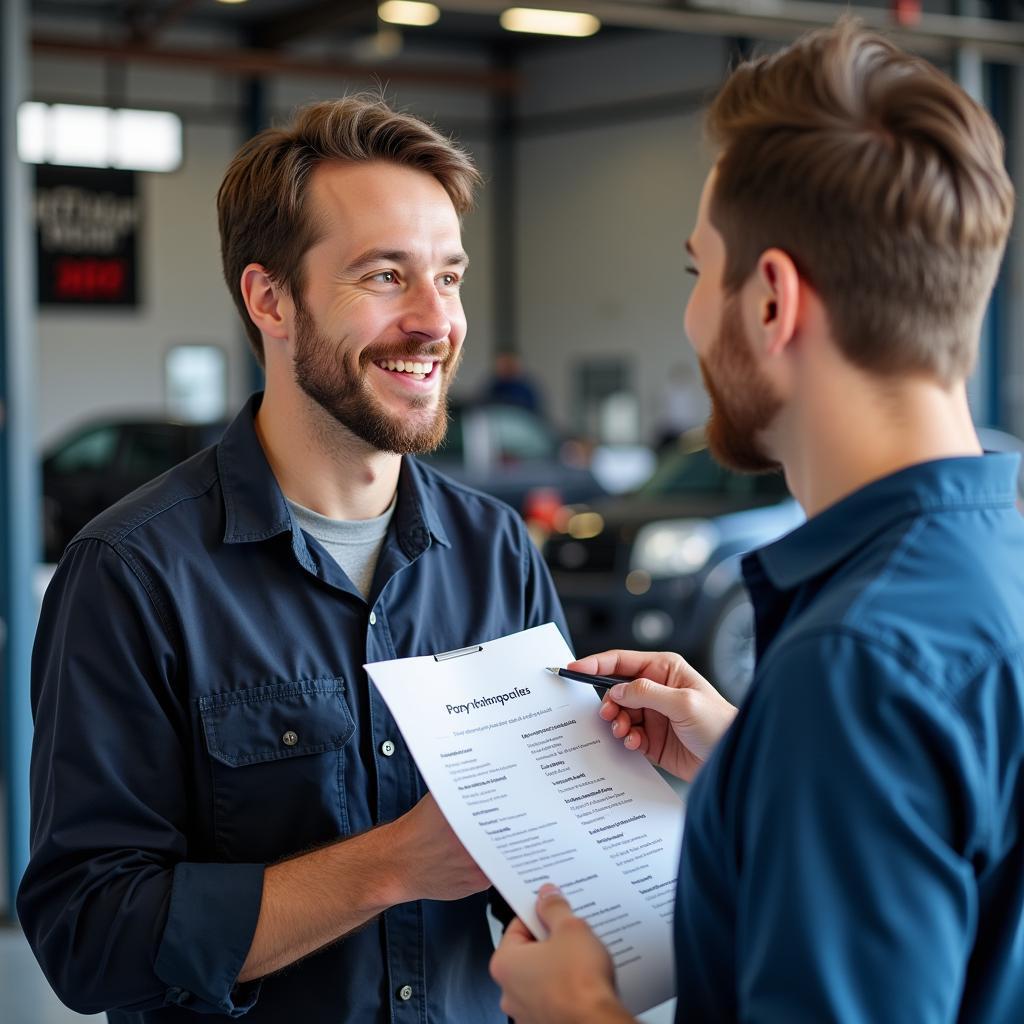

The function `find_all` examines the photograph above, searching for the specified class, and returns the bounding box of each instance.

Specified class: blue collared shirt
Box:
[18,394,569,1023]
[676,455,1024,1022]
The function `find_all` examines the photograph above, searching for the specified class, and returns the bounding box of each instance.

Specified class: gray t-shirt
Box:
[287,495,397,600]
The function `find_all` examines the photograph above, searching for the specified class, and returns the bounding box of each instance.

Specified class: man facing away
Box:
[19,97,568,1023]
[491,20,1024,1024]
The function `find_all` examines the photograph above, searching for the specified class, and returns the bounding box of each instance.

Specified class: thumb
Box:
[535,884,576,930]
[610,677,689,720]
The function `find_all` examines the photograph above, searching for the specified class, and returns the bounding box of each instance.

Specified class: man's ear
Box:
[753,248,801,357]
[240,264,291,344]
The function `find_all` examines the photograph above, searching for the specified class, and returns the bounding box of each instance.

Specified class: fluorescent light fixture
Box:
[500,7,600,36]
[378,1,441,26]
[215,0,250,5]
[111,109,182,172]
[17,101,47,164]
[51,104,109,168]
[17,102,182,172]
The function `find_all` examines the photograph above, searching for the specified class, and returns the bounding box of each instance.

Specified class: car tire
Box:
[706,586,756,706]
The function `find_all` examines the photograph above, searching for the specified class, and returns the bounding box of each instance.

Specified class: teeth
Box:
[377,359,434,376]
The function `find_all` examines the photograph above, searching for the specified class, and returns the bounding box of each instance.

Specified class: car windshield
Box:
[636,443,789,501]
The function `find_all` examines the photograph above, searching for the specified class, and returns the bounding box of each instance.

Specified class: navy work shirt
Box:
[676,455,1024,1022]
[19,394,569,1023]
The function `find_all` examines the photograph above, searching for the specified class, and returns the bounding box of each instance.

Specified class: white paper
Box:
[366,622,685,1016]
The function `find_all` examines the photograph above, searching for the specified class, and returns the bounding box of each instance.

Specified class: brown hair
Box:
[707,18,1014,385]
[217,95,482,365]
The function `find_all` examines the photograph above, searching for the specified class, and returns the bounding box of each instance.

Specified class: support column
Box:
[1,0,40,917]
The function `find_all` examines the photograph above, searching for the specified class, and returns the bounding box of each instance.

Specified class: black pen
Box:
[545,666,631,691]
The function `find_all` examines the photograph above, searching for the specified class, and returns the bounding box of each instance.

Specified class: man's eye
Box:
[372,271,397,284]
[685,265,699,277]
[440,273,461,287]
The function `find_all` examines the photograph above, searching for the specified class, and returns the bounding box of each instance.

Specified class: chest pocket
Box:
[199,678,355,860]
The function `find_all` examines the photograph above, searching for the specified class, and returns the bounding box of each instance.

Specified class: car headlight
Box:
[630,519,719,578]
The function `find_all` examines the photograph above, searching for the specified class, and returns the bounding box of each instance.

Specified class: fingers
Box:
[570,649,686,685]
[535,884,577,930]
[609,676,696,722]
[498,916,534,949]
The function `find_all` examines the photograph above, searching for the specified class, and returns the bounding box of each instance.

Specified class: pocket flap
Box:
[199,678,354,767]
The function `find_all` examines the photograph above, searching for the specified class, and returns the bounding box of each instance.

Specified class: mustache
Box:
[361,340,451,365]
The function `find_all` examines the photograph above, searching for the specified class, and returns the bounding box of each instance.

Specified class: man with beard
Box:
[19,97,568,1024]
[491,20,1024,1024]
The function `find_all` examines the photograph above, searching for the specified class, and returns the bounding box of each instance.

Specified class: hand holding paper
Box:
[490,885,631,1024]
[366,623,685,1016]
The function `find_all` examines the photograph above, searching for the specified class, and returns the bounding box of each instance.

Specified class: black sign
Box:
[35,166,140,306]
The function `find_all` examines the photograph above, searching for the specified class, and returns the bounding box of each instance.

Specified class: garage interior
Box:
[2,0,1023,1020]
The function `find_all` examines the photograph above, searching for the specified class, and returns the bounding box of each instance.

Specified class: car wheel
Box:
[707,587,756,705]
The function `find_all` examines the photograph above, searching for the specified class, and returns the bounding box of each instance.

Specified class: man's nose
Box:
[399,281,452,341]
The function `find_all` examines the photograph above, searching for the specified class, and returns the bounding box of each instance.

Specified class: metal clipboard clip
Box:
[433,643,484,662]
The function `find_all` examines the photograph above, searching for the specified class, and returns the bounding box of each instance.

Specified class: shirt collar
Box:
[747,453,1021,592]
[217,393,451,555]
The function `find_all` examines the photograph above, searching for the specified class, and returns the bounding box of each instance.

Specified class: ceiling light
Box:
[499,7,600,36]
[215,1,250,6]
[378,1,441,26]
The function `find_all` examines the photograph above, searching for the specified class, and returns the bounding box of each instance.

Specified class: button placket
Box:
[397,984,413,1001]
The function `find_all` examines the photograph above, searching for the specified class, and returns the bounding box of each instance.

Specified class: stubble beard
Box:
[699,295,784,475]
[292,300,460,455]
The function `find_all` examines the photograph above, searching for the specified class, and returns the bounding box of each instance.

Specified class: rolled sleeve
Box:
[155,861,265,1015]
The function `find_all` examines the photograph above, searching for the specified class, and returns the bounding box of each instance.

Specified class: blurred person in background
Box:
[19,96,567,1023]
[486,349,543,413]
[491,19,1024,1024]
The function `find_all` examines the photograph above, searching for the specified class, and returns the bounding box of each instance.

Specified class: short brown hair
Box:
[217,95,482,365]
[707,18,1014,385]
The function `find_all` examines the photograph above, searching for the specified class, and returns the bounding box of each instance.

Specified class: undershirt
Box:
[287,494,397,600]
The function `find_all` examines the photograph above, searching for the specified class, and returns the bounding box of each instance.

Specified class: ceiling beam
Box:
[30,35,520,93]
[250,0,378,48]
[438,0,1024,64]
[132,0,201,46]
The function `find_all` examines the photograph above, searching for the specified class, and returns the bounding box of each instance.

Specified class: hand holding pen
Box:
[551,651,738,783]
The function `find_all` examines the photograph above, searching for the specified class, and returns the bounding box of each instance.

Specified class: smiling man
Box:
[19,97,568,1024]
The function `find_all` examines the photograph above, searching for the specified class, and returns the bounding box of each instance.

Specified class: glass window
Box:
[638,447,729,497]
[165,344,227,422]
[489,406,555,462]
[119,426,183,478]
[50,425,119,474]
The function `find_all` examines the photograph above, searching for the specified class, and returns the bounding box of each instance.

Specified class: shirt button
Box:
[369,611,377,626]
[282,730,299,747]
[397,984,413,1001]
[381,740,396,757]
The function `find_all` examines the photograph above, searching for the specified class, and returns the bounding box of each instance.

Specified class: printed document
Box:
[366,622,685,1015]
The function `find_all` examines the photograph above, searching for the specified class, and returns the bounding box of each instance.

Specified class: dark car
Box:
[42,402,605,563]
[543,436,804,703]
[420,400,606,538]
[42,417,228,562]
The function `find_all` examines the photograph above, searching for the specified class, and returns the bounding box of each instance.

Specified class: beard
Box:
[699,294,783,474]
[292,300,460,455]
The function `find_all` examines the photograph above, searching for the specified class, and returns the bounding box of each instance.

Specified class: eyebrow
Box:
[343,248,470,275]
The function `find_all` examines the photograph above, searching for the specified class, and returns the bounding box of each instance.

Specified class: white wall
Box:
[514,33,726,442]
